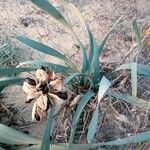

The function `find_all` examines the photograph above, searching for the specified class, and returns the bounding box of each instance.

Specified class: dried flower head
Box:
[23,66,68,121]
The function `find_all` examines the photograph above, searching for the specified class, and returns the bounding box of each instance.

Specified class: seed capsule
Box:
[55,91,68,100]
[24,77,36,86]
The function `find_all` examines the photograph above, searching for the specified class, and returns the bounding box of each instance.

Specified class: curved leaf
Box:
[87,77,111,143]
[31,0,72,30]
[23,143,90,150]
[77,40,89,74]
[115,63,150,77]
[18,60,72,74]
[0,124,40,145]
[68,91,95,149]
[93,42,100,88]
[17,36,66,60]
[107,89,150,109]
[72,91,95,126]
[40,108,55,150]
[95,130,150,147]
[97,16,123,54]
[0,67,37,76]
[0,77,23,87]
[64,73,86,85]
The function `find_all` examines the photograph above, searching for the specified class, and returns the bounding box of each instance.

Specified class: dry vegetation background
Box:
[0,0,150,149]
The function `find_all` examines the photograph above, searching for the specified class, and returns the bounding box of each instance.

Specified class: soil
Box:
[0,0,150,150]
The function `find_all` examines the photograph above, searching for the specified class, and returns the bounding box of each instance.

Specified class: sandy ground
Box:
[0,0,150,149]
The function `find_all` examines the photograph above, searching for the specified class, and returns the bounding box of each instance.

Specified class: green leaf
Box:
[0,124,40,145]
[87,77,111,143]
[0,67,37,76]
[68,91,95,150]
[87,106,99,143]
[107,89,150,109]
[95,130,150,147]
[78,40,89,74]
[23,143,91,150]
[115,63,150,77]
[131,62,137,97]
[64,73,90,85]
[18,60,72,74]
[68,91,94,148]
[93,44,100,88]
[31,0,72,30]
[0,77,23,87]
[0,147,6,150]
[72,91,95,126]
[17,36,66,60]
[40,107,55,150]
[87,27,95,66]
[23,130,150,149]
[133,19,141,53]
[97,16,123,54]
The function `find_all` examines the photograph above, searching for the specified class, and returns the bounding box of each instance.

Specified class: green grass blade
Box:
[68,91,95,150]
[17,36,66,60]
[0,67,37,76]
[87,77,111,143]
[0,124,40,145]
[115,63,150,77]
[133,19,141,53]
[0,77,23,87]
[107,89,150,109]
[40,108,55,150]
[18,60,72,74]
[95,130,150,147]
[31,0,72,30]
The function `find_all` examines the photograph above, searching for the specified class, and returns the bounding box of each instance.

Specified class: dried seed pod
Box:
[55,91,68,100]
[24,77,36,86]
[23,82,36,94]
[48,93,65,106]
[36,82,49,94]
[41,66,55,81]
[26,92,40,103]
[49,76,64,91]
[36,69,48,82]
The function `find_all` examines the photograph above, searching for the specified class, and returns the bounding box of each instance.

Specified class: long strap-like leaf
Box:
[115,63,150,77]
[31,0,72,30]
[40,107,55,150]
[0,124,40,145]
[0,77,23,87]
[68,91,95,150]
[0,67,37,76]
[18,60,72,74]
